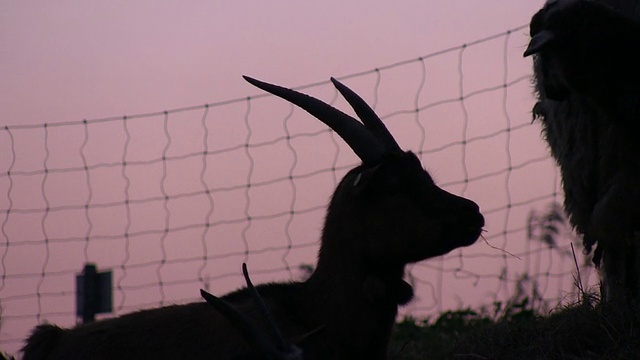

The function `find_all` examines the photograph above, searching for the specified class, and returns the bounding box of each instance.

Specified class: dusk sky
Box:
[0,2,583,357]
[2,1,543,125]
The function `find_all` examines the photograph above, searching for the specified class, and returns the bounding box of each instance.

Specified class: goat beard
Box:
[362,276,414,306]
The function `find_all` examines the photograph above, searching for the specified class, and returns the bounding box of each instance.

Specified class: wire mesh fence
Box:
[0,25,598,353]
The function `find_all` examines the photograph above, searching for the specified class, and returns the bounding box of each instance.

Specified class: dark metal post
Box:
[76,263,112,324]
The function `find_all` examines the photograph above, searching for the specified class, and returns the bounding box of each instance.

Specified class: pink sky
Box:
[0,1,584,357]
[2,1,543,125]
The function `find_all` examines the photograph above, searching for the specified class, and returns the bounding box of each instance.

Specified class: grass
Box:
[389,293,640,360]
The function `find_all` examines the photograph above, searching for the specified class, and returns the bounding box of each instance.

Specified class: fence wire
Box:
[0,25,597,352]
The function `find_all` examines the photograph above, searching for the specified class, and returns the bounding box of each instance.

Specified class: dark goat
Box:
[525,0,640,304]
[22,76,484,360]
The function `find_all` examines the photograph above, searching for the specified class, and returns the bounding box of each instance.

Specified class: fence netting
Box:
[0,25,597,352]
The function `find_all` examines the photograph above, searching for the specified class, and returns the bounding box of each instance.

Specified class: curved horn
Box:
[330,77,402,153]
[200,289,282,359]
[243,75,387,164]
[241,263,295,356]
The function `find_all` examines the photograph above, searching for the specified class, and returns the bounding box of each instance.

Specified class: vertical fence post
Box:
[76,263,113,324]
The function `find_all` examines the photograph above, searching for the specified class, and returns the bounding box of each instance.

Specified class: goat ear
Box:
[352,160,412,197]
[524,30,555,57]
[351,164,382,196]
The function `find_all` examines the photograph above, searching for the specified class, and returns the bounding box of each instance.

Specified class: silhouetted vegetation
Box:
[390,292,640,359]
[388,201,640,359]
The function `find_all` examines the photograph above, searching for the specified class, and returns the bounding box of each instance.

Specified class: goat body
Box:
[526,0,640,303]
[22,77,484,359]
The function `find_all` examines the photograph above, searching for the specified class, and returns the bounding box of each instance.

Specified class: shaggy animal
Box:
[525,0,640,303]
[21,76,485,360]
